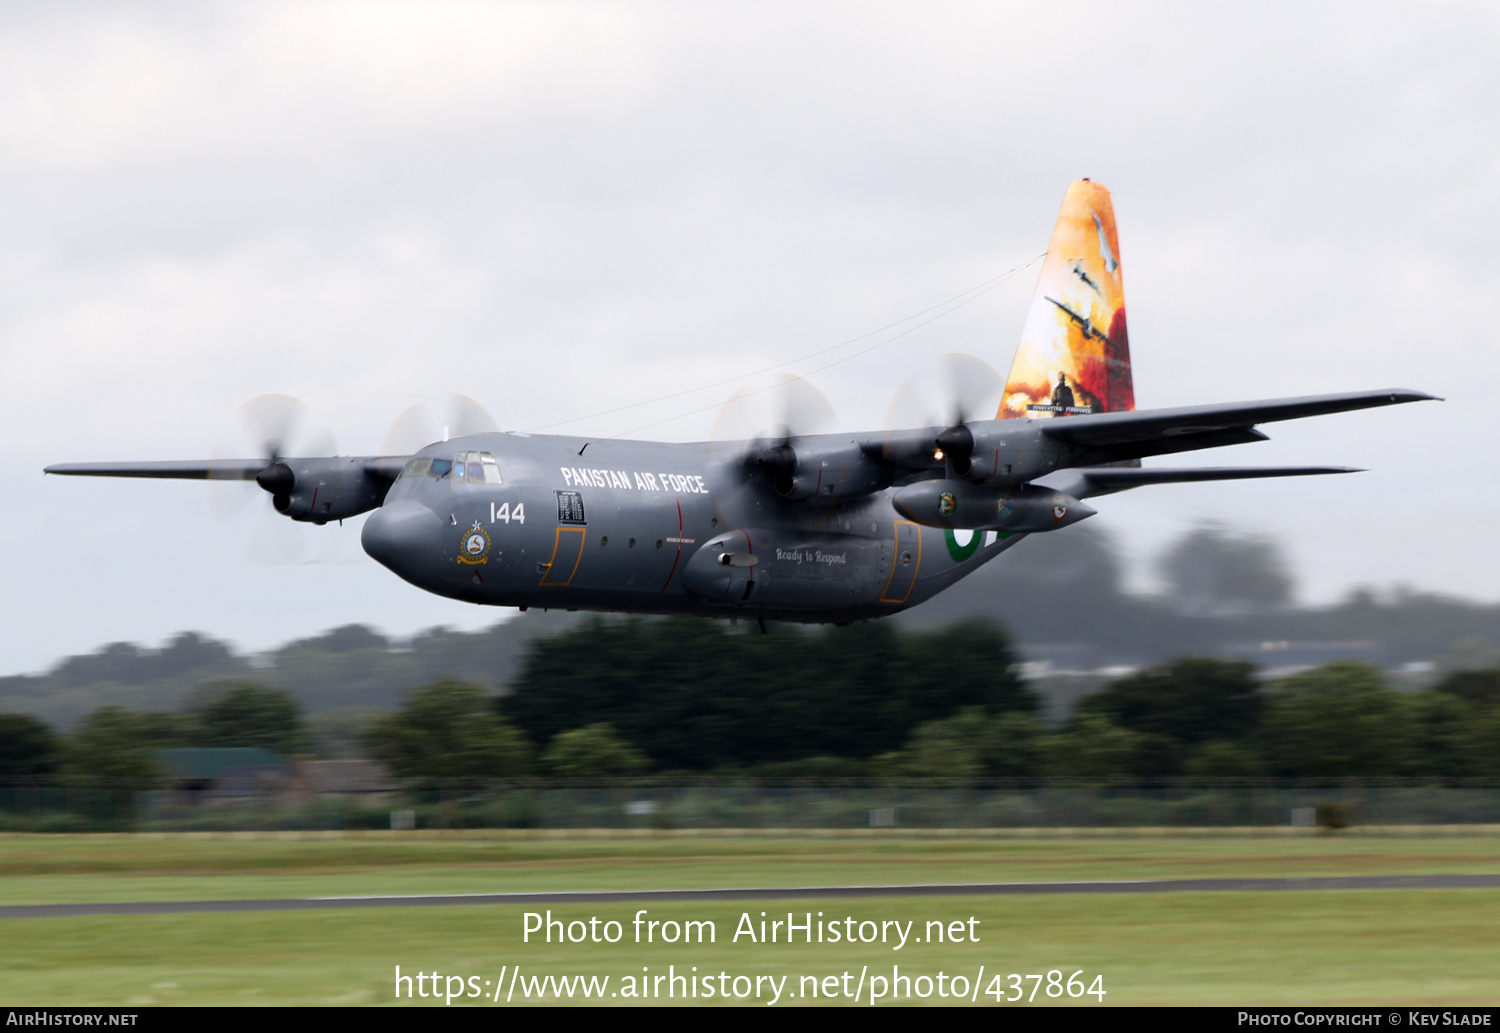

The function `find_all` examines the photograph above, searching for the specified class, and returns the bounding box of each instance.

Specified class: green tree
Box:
[1469,705,1500,777]
[542,723,650,778]
[503,616,1032,769]
[1182,740,1263,778]
[899,709,987,780]
[127,711,196,750]
[1082,657,1262,746]
[1432,668,1500,710]
[1258,662,1409,778]
[195,684,306,753]
[0,714,60,778]
[894,708,1045,779]
[1042,714,1151,779]
[64,707,162,783]
[983,712,1046,778]
[1400,691,1485,777]
[366,682,534,783]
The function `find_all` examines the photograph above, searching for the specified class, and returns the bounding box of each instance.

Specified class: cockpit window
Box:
[448,451,502,484]
[402,452,500,483]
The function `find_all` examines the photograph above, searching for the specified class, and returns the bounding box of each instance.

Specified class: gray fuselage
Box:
[360,431,1018,623]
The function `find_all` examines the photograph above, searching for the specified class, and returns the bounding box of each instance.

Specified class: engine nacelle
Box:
[965,420,1059,486]
[891,480,1094,532]
[264,458,392,524]
[760,442,888,501]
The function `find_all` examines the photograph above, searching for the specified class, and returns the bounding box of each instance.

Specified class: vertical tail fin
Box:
[1000,179,1133,419]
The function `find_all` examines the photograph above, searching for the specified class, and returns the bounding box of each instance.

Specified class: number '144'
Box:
[490,502,525,524]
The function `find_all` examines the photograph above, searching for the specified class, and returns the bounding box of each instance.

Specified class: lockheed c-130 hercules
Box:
[47,181,1434,627]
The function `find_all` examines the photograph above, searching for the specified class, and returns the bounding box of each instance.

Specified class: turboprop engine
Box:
[890,480,1095,533]
[257,457,394,524]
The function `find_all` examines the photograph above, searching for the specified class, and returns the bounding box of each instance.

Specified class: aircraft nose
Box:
[362,500,444,577]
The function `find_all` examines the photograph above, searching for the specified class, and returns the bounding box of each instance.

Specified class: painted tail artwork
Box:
[1000,179,1134,420]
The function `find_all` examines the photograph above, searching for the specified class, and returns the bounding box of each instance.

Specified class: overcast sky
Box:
[2,2,1496,674]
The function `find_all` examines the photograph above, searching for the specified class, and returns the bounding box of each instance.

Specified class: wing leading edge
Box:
[1038,388,1436,456]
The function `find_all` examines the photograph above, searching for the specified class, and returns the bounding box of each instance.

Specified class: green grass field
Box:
[1,833,1497,1006]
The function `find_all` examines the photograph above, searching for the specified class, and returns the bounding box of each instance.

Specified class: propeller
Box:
[381,394,499,457]
[709,374,836,494]
[208,395,342,565]
[882,353,1003,475]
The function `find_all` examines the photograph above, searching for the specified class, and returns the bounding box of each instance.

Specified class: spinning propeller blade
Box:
[882,353,1003,472]
[381,394,498,457]
[709,374,836,493]
[208,395,340,565]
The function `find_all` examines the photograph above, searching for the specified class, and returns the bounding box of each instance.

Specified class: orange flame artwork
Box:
[1000,179,1133,420]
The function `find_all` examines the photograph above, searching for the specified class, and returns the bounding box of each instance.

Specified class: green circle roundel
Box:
[944,528,981,561]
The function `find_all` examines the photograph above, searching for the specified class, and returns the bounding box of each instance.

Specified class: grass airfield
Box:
[2,832,1497,1006]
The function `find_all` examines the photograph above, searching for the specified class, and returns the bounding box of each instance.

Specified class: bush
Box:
[884,708,1045,780]
[542,724,650,778]
[1043,714,1151,779]
[1183,741,1262,779]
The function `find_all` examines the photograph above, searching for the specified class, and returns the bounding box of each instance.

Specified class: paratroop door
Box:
[539,527,586,586]
[879,520,922,603]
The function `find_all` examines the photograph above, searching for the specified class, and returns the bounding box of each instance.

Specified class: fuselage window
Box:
[480,454,502,484]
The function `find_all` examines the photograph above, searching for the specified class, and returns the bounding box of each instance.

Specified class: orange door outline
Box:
[879,520,922,604]
[538,527,586,586]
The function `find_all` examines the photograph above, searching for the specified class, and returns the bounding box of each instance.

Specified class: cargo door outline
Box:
[538,527,586,586]
[879,520,922,603]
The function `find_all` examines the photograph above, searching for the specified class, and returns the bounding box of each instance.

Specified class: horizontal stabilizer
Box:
[1048,465,1360,499]
[1040,389,1436,458]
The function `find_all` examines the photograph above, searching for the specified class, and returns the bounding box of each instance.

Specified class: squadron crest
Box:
[458,522,491,565]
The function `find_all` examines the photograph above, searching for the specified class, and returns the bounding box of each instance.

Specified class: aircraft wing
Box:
[45,457,412,480]
[1040,388,1436,458]
[44,460,268,480]
[1044,465,1361,499]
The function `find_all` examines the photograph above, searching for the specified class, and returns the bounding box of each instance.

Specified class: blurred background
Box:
[4,523,1500,831]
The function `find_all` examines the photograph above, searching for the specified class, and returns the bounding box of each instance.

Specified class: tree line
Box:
[4,617,1500,783]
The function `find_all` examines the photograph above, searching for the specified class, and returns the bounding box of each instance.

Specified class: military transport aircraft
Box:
[46,181,1434,627]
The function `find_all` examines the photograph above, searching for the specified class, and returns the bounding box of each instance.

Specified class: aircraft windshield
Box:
[398,453,501,484]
